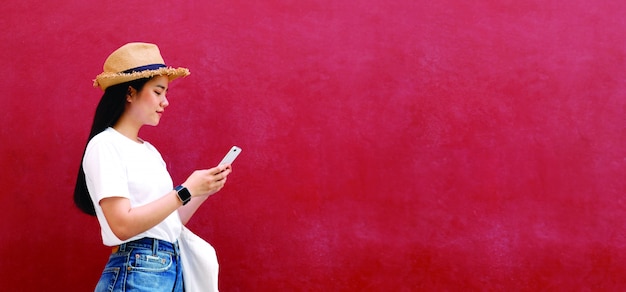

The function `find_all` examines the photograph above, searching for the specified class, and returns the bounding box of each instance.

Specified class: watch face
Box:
[176,186,191,205]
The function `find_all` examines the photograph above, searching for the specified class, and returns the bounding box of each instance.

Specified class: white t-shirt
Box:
[83,127,182,246]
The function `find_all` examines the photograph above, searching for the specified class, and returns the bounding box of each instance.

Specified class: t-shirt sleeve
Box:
[83,139,130,204]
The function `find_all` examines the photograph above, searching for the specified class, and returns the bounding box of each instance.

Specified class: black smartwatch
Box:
[174,185,191,205]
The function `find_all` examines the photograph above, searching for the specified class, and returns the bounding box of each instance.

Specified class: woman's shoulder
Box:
[87,128,117,146]
[85,128,133,155]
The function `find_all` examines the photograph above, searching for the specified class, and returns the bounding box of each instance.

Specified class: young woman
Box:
[74,42,230,291]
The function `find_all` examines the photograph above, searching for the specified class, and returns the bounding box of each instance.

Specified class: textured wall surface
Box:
[1,0,625,291]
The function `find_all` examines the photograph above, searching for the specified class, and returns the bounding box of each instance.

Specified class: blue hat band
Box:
[122,64,166,74]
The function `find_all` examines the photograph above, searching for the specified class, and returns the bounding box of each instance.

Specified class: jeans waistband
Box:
[113,237,179,256]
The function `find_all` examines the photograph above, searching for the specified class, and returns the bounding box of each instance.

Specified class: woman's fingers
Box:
[185,166,232,197]
[210,164,231,175]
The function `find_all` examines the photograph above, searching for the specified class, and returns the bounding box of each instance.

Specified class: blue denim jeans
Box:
[95,238,184,292]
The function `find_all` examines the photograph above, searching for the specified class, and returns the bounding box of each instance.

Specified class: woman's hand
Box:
[177,165,233,224]
[182,165,232,198]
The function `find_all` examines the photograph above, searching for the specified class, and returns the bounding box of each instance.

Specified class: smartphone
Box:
[218,146,242,166]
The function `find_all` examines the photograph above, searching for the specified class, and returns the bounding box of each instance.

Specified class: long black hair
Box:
[74,78,150,216]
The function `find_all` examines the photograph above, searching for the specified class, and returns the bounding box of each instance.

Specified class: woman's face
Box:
[126,75,170,127]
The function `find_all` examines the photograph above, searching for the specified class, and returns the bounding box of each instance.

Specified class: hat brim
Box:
[93,67,190,91]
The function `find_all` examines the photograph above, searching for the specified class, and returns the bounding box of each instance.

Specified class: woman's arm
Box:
[177,193,209,225]
[100,191,182,241]
[100,165,232,240]
[178,165,232,224]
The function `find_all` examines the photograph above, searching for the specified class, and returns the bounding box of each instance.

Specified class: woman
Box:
[74,42,230,291]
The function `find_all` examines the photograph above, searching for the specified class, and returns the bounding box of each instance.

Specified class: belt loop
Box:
[173,240,180,256]
[118,242,127,253]
[152,238,159,255]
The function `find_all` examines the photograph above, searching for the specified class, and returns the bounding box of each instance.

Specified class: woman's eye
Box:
[155,91,163,95]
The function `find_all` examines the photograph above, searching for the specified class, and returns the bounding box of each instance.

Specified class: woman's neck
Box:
[112,119,142,144]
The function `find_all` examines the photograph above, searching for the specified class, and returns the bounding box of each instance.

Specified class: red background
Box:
[1,0,625,291]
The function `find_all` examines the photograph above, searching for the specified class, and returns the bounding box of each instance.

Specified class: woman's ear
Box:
[126,86,136,102]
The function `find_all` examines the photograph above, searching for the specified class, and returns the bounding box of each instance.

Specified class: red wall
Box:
[2,1,625,291]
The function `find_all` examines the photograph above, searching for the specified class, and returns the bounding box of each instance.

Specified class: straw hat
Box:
[93,42,190,90]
